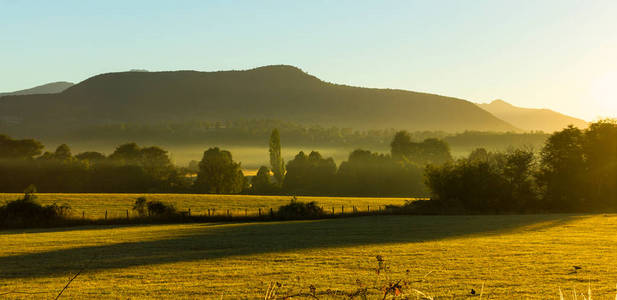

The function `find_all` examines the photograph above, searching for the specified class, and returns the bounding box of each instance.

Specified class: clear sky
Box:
[1,0,616,121]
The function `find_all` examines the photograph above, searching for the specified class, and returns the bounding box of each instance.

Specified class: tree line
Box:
[424,120,617,213]
[0,130,451,197]
[4,120,614,213]
[249,129,450,197]
[56,119,548,151]
[0,137,190,193]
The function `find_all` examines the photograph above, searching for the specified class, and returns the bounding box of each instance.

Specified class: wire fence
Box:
[74,204,408,220]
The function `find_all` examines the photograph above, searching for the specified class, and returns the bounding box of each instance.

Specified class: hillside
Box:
[0,66,517,140]
[478,100,588,132]
[0,81,73,98]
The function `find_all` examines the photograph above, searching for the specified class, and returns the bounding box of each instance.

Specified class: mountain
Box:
[477,100,588,132]
[0,81,74,98]
[0,65,517,140]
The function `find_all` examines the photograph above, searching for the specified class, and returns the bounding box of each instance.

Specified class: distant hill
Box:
[477,100,588,132]
[0,81,74,98]
[0,65,517,140]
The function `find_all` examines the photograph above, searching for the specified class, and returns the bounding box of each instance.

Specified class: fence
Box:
[73,204,407,221]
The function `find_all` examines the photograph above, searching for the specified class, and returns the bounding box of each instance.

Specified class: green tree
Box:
[269,129,285,185]
[468,148,490,163]
[0,135,43,160]
[390,131,452,166]
[109,143,142,163]
[582,120,617,209]
[536,126,586,210]
[251,166,276,194]
[502,149,537,210]
[194,147,245,194]
[283,151,336,195]
[53,144,73,161]
[390,131,412,161]
[140,146,175,181]
[75,151,106,163]
[337,149,425,197]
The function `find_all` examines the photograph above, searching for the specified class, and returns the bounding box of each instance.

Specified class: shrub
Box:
[277,197,324,219]
[132,197,176,217]
[147,200,176,216]
[132,197,148,216]
[0,186,71,228]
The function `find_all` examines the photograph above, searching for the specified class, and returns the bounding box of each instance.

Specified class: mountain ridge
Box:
[0,81,74,98]
[477,99,588,132]
[0,65,518,140]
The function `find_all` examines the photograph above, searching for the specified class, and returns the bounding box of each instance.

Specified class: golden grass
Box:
[0,193,410,219]
[1,214,617,298]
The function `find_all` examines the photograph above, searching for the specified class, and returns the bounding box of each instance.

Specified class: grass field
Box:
[1,214,617,298]
[0,193,411,219]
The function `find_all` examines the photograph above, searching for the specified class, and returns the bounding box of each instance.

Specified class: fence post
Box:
[367,205,370,213]
[227,209,230,217]
[126,210,129,220]
[332,207,334,215]
[341,205,344,215]
[259,208,262,217]
[270,208,274,218]
[105,210,108,220]
[245,208,247,217]
[82,211,85,219]
[188,208,191,217]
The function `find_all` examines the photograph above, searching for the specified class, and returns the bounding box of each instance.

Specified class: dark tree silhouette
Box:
[0,135,43,160]
[283,151,336,195]
[391,131,452,166]
[536,126,586,210]
[195,147,245,194]
[269,129,285,185]
[251,166,276,195]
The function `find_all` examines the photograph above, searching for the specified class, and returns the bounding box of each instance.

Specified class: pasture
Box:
[0,193,411,219]
[1,214,617,298]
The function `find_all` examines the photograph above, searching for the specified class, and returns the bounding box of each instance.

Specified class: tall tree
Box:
[582,120,617,209]
[536,126,586,210]
[269,129,285,185]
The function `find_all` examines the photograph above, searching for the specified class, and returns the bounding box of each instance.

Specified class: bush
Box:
[0,186,71,228]
[147,200,176,216]
[132,197,176,217]
[277,197,324,219]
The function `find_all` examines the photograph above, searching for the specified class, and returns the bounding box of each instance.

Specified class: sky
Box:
[1,0,616,121]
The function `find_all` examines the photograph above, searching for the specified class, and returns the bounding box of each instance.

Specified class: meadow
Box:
[1,214,617,298]
[0,193,411,219]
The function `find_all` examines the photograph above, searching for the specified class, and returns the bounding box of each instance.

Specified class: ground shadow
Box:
[0,214,584,279]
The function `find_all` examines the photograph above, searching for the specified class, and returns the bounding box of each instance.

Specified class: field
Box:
[0,193,411,219]
[2,214,617,298]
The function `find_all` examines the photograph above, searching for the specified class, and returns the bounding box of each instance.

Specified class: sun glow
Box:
[590,71,617,118]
